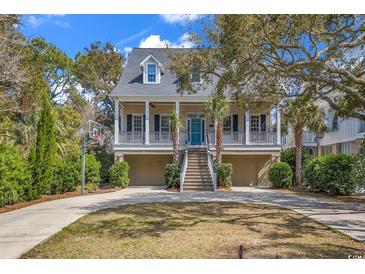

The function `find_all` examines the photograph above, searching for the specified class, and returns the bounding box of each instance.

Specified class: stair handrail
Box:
[206,130,217,192]
[179,148,188,192]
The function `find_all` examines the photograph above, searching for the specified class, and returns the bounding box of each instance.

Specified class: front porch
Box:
[113,100,281,151]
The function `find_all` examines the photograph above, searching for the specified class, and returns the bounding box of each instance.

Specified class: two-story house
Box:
[110,48,282,191]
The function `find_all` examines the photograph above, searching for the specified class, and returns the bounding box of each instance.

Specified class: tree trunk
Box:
[216,123,223,163]
[172,128,179,165]
[294,127,303,186]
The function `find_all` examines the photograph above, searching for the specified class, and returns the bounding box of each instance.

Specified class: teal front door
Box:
[191,118,202,145]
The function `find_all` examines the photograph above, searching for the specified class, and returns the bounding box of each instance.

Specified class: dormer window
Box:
[147,64,157,83]
[140,54,163,84]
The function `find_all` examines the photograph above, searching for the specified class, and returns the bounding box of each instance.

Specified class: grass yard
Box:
[22,202,365,259]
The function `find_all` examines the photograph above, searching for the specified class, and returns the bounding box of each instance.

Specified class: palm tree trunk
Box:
[172,128,179,165]
[294,127,303,186]
[216,123,223,163]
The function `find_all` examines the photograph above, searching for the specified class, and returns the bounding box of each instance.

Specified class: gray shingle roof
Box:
[110,48,210,98]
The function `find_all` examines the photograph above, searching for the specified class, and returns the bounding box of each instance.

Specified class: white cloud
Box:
[160,14,200,24]
[138,33,193,48]
[27,15,43,28]
[26,15,70,28]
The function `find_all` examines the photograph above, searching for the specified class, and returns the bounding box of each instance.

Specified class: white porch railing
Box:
[179,149,188,192]
[207,150,217,192]
[250,131,276,144]
[149,131,172,144]
[118,130,278,146]
[222,132,245,144]
[206,131,217,192]
[119,131,144,144]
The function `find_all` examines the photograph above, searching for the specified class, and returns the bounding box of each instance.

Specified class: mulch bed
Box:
[217,187,231,192]
[0,186,121,215]
[166,187,180,192]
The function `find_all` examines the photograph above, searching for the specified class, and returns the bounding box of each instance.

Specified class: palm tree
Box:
[205,96,230,163]
[170,111,182,165]
[282,97,326,185]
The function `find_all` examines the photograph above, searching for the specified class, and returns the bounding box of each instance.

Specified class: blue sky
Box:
[20,14,201,58]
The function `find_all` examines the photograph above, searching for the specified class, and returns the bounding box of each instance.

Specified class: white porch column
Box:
[276,108,281,145]
[114,99,119,144]
[175,101,180,143]
[145,100,150,145]
[245,110,250,144]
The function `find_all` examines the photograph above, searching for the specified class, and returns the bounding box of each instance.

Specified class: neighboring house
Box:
[110,48,282,190]
[282,102,365,155]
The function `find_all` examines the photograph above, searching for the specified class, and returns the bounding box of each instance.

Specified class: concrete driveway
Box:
[0,186,364,259]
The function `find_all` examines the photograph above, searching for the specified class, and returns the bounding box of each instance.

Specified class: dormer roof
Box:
[139,54,164,73]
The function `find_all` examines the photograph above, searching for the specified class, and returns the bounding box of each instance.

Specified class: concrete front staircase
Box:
[183,148,214,191]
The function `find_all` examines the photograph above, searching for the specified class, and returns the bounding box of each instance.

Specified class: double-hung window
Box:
[250,115,260,132]
[160,115,170,132]
[223,116,232,133]
[133,115,143,132]
[147,64,157,83]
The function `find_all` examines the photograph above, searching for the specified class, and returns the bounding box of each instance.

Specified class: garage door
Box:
[222,155,272,186]
[124,155,172,186]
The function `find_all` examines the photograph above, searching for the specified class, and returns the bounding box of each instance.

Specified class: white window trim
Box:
[250,114,267,132]
[132,114,143,132]
[223,115,233,133]
[160,114,171,132]
[144,62,160,84]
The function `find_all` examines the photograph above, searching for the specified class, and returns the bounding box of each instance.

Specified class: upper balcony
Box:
[113,100,281,152]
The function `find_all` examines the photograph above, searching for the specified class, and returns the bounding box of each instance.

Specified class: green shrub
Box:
[351,156,365,189]
[85,153,101,185]
[51,152,101,194]
[52,153,81,194]
[94,144,114,184]
[303,157,323,191]
[109,161,130,188]
[281,147,314,181]
[268,162,293,188]
[0,143,30,207]
[216,163,233,188]
[303,154,356,195]
[164,164,180,188]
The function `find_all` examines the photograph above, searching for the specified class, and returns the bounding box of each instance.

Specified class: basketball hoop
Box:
[93,133,107,145]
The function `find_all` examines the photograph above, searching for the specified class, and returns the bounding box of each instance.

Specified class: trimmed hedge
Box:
[268,162,293,188]
[303,153,356,195]
[0,143,31,207]
[164,164,180,188]
[109,161,130,188]
[216,163,233,188]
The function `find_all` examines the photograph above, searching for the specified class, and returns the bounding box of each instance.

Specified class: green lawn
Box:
[22,202,365,259]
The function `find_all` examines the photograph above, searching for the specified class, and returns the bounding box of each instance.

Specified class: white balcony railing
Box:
[149,131,172,144]
[118,131,277,145]
[250,131,276,144]
[222,132,245,144]
[119,131,144,144]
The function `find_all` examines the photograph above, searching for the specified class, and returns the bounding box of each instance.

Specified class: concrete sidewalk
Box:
[0,186,364,258]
